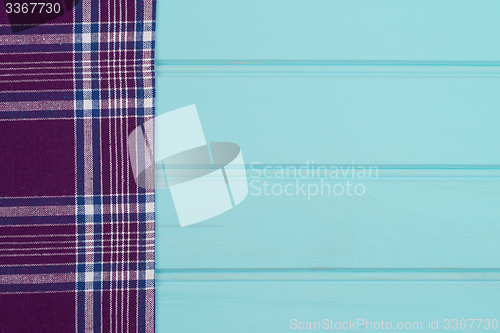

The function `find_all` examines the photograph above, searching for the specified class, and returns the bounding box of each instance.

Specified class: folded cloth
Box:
[0,0,155,332]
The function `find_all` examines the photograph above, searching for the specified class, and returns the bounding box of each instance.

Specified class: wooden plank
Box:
[156,269,500,282]
[157,63,500,75]
[156,0,500,61]
[157,282,500,332]
[156,73,500,165]
[156,175,500,269]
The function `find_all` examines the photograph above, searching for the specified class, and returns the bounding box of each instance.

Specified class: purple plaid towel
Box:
[0,0,155,332]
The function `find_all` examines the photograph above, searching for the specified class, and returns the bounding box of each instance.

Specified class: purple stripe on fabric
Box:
[0,34,74,45]
[0,91,73,102]
[0,73,75,81]
[0,264,76,275]
[1,248,92,257]
[0,293,75,332]
[0,52,72,63]
[0,24,74,34]
[0,68,74,77]
[0,240,79,251]
[1,225,76,236]
[0,254,77,266]
[0,100,73,112]
[0,273,75,285]
[0,282,76,293]
[0,43,74,53]
[0,120,75,197]
[0,235,75,243]
[0,80,74,92]
[0,196,76,207]
[0,110,77,120]
[0,216,75,226]
[0,205,75,217]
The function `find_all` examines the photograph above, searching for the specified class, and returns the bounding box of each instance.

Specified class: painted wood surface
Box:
[155,1,500,331]
[156,176,500,269]
[156,0,500,61]
[155,71,500,269]
[155,71,500,165]
[157,282,500,332]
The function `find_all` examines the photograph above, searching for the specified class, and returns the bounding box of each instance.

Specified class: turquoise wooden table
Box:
[155,1,500,331]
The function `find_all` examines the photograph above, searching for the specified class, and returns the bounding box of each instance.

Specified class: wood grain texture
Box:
[155,1,500,329]
[157,282,500,332]
[157,176,500,270]
[156,0,500,61]
[156,73,500,165]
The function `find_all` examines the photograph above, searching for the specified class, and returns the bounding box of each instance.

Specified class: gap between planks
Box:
[157,60,500,77]
[156,269,500,283]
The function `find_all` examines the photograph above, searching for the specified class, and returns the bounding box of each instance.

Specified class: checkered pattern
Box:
[0,0,155,332]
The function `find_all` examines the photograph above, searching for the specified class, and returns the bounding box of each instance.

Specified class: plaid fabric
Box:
[0,0,155,332]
